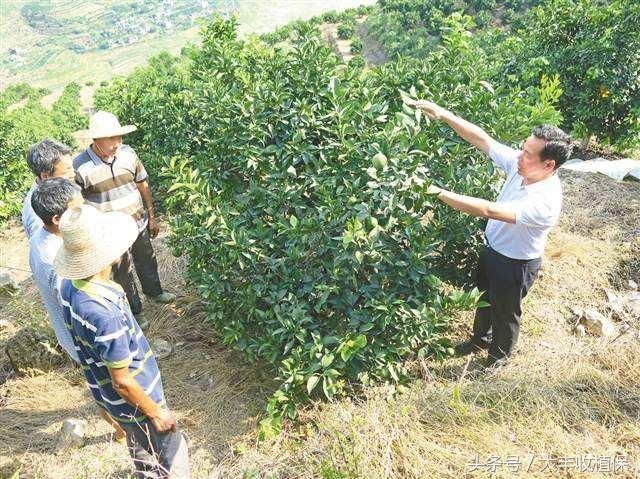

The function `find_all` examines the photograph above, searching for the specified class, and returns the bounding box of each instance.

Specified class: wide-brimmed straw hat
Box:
[77,110,137,139]
[54,205,138,280]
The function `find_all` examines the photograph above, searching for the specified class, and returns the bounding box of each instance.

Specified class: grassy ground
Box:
[0,168,638,478]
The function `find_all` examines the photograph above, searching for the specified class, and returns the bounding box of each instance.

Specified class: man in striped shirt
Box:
[73,111,175,317]
[29,178,126,443]
[55,205,188,478]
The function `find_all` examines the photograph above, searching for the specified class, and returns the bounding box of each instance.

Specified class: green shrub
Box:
[0,83,85,221]
[491,0,640,148]
[321,10,340,23]
[348,54,366,68]
[350,37,363,54]
[474,0,498,9]
[366,0,637,149]
[51,82,88,135]
[95,15,561,433]
[337,22,356,40]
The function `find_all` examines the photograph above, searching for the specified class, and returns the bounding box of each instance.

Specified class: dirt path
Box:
[320,18,387,67]
[357,21,387,66]
[1,169,639,478]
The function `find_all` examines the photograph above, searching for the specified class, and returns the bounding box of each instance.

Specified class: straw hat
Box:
[78,111,137,139]
[54,205,138,280]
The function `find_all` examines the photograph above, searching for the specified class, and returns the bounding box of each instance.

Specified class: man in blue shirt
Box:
[55,205,189,478]
[29,178,126,443]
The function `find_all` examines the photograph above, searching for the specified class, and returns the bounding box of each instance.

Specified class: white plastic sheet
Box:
[561,158,640,181]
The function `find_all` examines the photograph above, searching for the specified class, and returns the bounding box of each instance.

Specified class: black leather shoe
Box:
[454,339,489,357]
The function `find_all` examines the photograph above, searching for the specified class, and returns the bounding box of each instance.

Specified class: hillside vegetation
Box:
[95,11,563,431]
[0,1,638,478]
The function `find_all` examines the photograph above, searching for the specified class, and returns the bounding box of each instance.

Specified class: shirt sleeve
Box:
[74,170,86,191]
[499,196,560,228]
[22,192,42,239]
[50,268,61,301]
[90,308,132,369]
[132,150,148,183]
[488,140,520,173]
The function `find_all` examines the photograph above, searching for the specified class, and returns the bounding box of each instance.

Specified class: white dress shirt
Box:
[484,141,562,260]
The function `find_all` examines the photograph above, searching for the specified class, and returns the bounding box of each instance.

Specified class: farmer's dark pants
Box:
[120,419,189,479]
[112,227,163,314]
[471,246,541,360]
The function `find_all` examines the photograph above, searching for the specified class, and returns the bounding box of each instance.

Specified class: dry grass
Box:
[1,170,639,478]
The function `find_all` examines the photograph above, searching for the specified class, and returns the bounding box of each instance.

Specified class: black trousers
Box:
[471,246,541,360]
[112,227,163,314]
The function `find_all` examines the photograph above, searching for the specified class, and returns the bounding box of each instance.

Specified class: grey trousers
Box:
[471,246,541,360]
[112,227,163,314]
[120,419,190,479]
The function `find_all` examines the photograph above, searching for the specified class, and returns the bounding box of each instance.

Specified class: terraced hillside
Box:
[0,0,377,92]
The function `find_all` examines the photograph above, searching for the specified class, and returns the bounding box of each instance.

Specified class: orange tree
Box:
[0,82,86,221]
[485,0,640,148]
[95,15,561,433]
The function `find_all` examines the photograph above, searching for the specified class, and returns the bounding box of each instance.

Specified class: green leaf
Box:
[289,215,298,228]
[478,80,495,94]
[258,414,282,441]
[306,375,320,394]
[388,364,399,382]
[322,375,335,399]
[354,334,367,348]
[322,336,339,345]
[321,353,335,368]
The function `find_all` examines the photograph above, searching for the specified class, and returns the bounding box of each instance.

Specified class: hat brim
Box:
[54,211,139,280]
[77,125,137,139]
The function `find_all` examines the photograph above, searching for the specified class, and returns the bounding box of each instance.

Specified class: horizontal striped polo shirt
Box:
[59,277,166,423]
[73,145,149,232]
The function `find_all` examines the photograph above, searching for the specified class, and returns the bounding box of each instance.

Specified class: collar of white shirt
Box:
[521,172,558,193]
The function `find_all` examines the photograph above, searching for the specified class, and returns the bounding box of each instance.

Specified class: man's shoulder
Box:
[72,150,92,170]
[62,281,110,310]
[22,182,36,206]
[29,229,60,262]
[535,174,563,197]
[71,289,118,325]
[117,144,139,163]
[120,144,136,154]
[489,140,520,173]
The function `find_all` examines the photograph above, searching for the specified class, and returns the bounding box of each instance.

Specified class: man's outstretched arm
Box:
[411,100,495,155]
[428,185,516,224]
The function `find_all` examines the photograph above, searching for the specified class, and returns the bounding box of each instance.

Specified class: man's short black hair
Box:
[31,177,79,226]
[26,139,72,178]
[532,125,573,169]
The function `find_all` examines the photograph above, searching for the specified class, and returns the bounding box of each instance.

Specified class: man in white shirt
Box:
[22,140,75,239]
[29,177,84,361]
[413,100,572,368]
